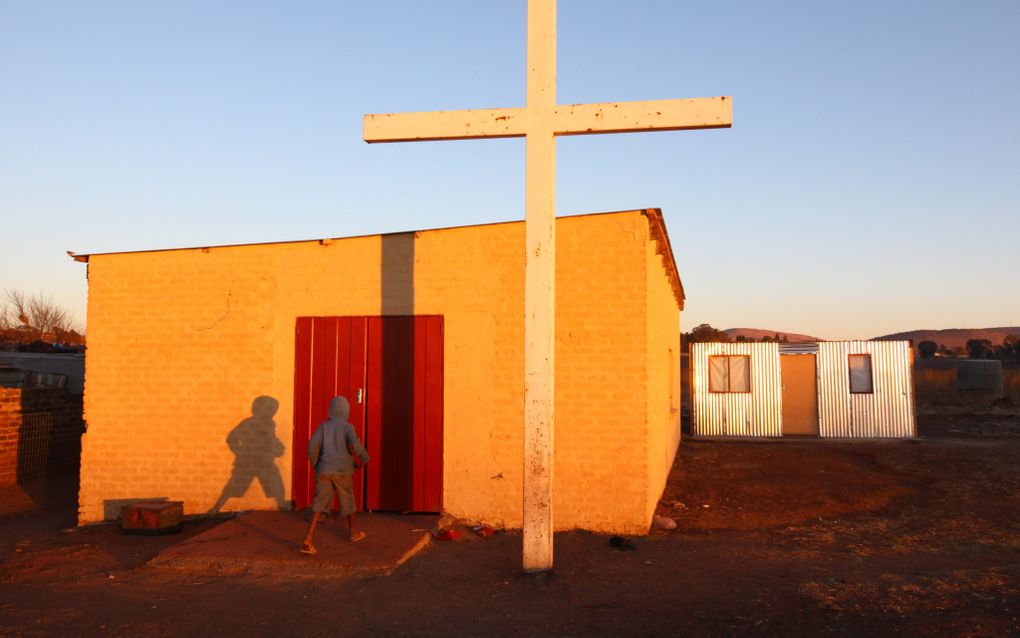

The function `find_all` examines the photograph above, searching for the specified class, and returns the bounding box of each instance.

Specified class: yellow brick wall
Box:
[79,210,678,534]
[644,227,683,522]
[553,213,649,533]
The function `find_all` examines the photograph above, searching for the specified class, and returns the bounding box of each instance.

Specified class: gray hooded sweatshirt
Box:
[307,396,370,476]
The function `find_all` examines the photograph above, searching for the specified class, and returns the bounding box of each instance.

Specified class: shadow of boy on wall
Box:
[209,396,288,514]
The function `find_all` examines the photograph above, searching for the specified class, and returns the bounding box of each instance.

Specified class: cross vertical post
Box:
[522,0,557,573]
[363,0,731,574]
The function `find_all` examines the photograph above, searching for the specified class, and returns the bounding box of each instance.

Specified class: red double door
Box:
[292,316,443,513]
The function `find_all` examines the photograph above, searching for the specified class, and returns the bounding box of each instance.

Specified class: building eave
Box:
[641,208,685,311]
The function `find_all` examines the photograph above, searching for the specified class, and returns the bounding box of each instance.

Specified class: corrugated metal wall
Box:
[817,341,916,438]
[691,340,916,439]
[691,342,782,437]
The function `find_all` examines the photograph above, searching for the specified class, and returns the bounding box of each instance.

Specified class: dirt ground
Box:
[2,420,1019,637]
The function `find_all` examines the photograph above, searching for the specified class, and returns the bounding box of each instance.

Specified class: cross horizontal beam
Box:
[554,97,731,137]
[363,97,731,143]
[364,107,524,143]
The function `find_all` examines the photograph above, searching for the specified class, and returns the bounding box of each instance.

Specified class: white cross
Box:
[364,0,731,573]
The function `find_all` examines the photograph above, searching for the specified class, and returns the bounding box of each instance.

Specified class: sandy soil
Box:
[1,427,1018,636]
[917,405,1020,438]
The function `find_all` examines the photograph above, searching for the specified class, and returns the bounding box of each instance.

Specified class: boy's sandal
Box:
[350,530,367,542]
[299,543,318,555]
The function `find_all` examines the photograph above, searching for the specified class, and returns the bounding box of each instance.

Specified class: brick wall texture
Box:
[79,209,683,534]
[644,233,683,523]
[0,387,84,515]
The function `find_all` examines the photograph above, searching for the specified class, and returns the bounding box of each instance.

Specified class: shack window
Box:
[709,355,751,393]
[849,354,873,393]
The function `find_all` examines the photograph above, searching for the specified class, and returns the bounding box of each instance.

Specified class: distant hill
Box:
[724,328,821,343]
[721,326,1020,350]
[873,327,1020,351]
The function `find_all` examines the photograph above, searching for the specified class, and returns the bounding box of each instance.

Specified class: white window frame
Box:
[708,355,751,394]
[848,354,874,394]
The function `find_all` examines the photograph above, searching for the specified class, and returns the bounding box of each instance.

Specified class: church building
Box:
[72,208,683,534]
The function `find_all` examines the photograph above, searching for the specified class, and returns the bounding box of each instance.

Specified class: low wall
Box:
[0,387,84,516]
[1004,366,1020,400]
[914,367,959,405]
[914,359,1017,406]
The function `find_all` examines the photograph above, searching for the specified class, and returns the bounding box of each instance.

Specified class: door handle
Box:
[356,388,363,404]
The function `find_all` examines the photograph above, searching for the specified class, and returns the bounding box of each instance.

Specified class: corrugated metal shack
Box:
[691,341,915,438]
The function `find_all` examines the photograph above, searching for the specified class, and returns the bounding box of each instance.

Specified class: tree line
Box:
[681,323,792,348]
[917,336,1020,363]
[682,323,1020,364]
[0,289,84,350]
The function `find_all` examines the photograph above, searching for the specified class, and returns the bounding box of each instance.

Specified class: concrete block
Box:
[120,500,183,535]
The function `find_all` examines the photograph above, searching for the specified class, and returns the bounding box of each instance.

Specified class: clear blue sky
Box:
[2,1,1018,340]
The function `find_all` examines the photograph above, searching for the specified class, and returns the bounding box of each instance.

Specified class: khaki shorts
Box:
[312,473,356,515]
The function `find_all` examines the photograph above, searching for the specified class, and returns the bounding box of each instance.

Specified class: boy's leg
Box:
[348,513,365,541]
[302,511,322,553]
[302,474,333,553]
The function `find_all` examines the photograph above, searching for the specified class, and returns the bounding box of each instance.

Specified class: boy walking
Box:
[301,395,370,555]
